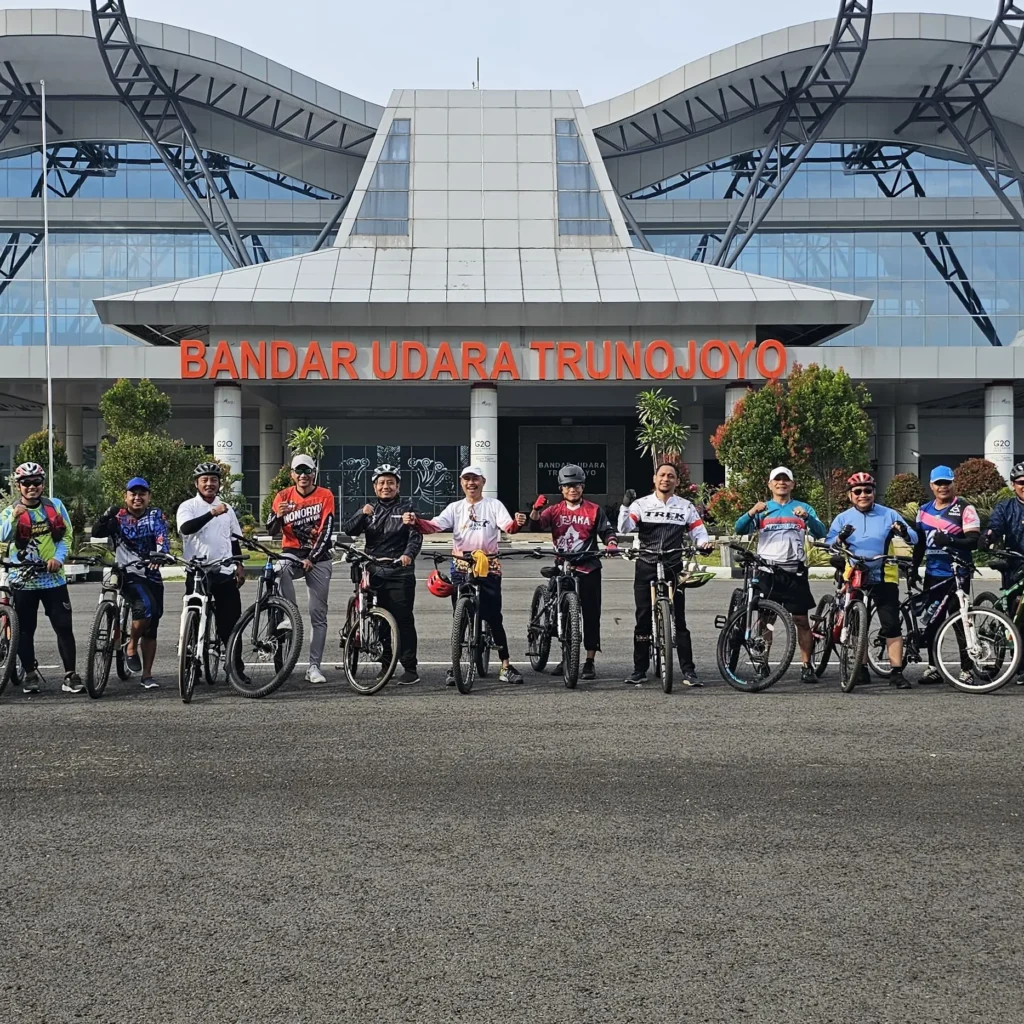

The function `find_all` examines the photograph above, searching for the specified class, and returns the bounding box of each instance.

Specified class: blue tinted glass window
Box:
[555,118,613,238]
[353,119,411,237]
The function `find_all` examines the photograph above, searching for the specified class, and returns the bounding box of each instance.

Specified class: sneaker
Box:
[500,665,524,685]
[624,671,647,686]
[305,665,327,684]
[125,651,142,674]
[396,670,421,686]
[550,662,564,676]
[22,669,41,694]
[919,667,943,685]
[800,664,818,684]
[140,677,159,690]
[958,669,975,685]
[445,669,456,687]
[1016,672,1024,686]
[61,672,85,694]
[889,669,911,689]
[581,659,596,680]
[680,672,704,688]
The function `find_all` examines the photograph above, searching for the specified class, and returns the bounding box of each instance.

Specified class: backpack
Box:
[13,497,67,550]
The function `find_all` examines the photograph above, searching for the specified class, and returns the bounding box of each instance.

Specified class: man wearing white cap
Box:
[403,466,528,685]
[734,466,826,683]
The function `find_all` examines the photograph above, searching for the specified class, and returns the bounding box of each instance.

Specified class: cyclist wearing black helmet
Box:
[982,460,1024,582]
[341,464,422,685]
[176,461,245,652]
[528,463,618,679]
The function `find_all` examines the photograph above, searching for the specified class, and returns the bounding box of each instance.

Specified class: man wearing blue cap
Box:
[92,478,171,689]
[912,465,980,684]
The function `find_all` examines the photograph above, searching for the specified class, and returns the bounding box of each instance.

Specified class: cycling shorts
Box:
[868,582,901,638]
[124,578,164,637]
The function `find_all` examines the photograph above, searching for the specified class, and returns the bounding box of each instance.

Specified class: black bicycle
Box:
[526,548,616,688]
[335,541,401,695]
[225,538,304,698]
[715,543,796,692]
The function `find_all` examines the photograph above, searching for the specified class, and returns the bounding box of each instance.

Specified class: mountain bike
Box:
[225,538,304,699]
[177,551,247,704]
[526,548,616,689]
[0,558,26,695]
[85,551,174,698]
[442,549,539,695]
[714,543,796,692]
[335,541,401,695]
[866,552,1021,693]
[974,548,1024,633]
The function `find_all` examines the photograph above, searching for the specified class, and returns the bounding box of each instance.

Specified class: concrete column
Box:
[874,406,896,493]
[683,406,704,486]
[984,383,1016,484]
[65,405,83,467]
[213,382,243,493]
[723,385,748,485]
[895,403,919,478]
[259,403,283,510]
[470,383,498,496]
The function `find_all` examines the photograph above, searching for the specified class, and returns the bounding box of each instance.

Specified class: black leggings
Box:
[186,571,242,644]
[374,571,418,671]
[633,564,694,674]
[14,585,76,674]
[451,574,509,661]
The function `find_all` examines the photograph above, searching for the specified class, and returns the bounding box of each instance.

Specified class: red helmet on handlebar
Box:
[426,569,454,598]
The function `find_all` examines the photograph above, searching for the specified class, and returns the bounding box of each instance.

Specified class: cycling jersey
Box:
[529,499,616,571]
[985,497,1024,558]
[617,493,709,561]
[341,497,421,565]
[415,497,520,557]
[0,497,73,589]
[267,485,335,562]
[734,499,826,567]
[917,497,979,579]
[176,495,242,574]
[92,506,170,582]
[826,504,918,584]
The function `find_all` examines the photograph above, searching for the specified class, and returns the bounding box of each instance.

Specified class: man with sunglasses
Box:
[91,477,171,689]
[528,463,619,680]
[267,454,335,685]
[0,461,82,693]
[826,472,917,688]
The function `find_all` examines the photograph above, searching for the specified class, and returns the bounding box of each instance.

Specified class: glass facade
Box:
[352,119,411,235]
[0,232,318,346]
[555,120,614,236]
[650,230,1024,347]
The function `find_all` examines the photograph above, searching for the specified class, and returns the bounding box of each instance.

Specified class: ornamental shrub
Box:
[953,458,1005,497]
[706,486,745,532]
[883,473,926,509]
[15,429,69,475]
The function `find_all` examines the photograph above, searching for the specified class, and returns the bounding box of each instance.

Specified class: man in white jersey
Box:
[403,466,527,685]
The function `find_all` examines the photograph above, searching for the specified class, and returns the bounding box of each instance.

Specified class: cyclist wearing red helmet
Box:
[826,472,918,688]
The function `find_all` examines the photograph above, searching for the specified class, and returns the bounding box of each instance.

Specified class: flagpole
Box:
[40,79,53,497]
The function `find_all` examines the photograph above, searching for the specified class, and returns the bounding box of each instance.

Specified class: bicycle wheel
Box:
[451,596,477,694]
[655,596,674,694]
[203,611,223,686]
[934,607,1020,693]
[0,605,18,696]
[560,591,582,689]
[177,607,201,704]
[972,592,1000,611]
[114,600,131,680]
[809,595,836,678]
[85,600,117,699]
[716,599,795,692]
[838,599,868,692]
[226,595,303,699]
[527,586,551,672]
[342,607,399,695]
[866,603,914,679]
[476,623,493,677]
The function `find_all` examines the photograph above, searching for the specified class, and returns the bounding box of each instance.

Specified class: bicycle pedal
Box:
[714,615,727,629]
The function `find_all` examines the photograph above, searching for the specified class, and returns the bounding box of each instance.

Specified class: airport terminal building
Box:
[2,3,1024,516]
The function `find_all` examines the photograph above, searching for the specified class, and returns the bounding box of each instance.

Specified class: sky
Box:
[4,0,986,105]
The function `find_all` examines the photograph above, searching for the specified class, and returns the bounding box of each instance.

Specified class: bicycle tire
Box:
[203,611,223,686]
[655,596,674,694]
[451,596,477,694]
[0,606,18,696]
[972,592,1000,611]
[866,602,914,679]
[115,600,131,680]
[527,586,551,672]
[85,600,117,699]
[342,606,399,695]
[839,600,868,692]
[226,595,303,699]
[809,595,836,678]
[716,599,795,692]
[476,623,493,677]
[178,607,201,704]
[561,591,582,689]
[935,607,1020,693]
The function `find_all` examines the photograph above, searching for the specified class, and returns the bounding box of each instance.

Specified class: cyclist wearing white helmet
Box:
[0,461,82,693]
[341,464,422,684]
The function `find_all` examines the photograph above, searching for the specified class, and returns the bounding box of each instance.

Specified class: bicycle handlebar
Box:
[623,546,694,561]
[334,541,398,566]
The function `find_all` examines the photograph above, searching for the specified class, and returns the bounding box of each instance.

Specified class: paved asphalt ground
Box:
[3,559,1024,1022]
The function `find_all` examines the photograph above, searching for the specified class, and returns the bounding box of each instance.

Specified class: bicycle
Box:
[714,543,797,692]
[865,552,1021,693]
[225,538,304,699]
[526,548,617,689]
[334,541,401,695]
[441,549,539,695]
[974,548,1024,631]
[85,551,174,698]
[177,551,247,704]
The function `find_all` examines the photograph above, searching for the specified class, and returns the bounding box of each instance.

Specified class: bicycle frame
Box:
[336,543,394,650]
[179,568,216,674]
[533,558,581,643]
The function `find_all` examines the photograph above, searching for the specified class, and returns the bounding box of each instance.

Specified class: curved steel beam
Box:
[712,0,873,266]
[90,0,252,268]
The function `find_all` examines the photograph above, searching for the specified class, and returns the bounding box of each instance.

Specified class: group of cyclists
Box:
[4,447,1024,695]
